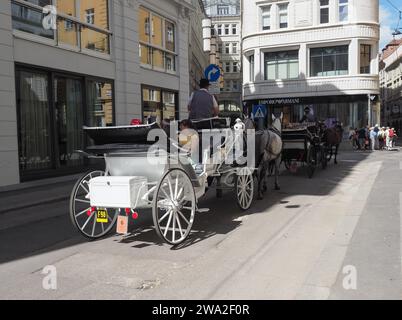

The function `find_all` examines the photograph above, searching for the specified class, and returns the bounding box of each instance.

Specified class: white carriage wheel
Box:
[152,168,196,245]
[236,167,254,211]
[69,170,119,240]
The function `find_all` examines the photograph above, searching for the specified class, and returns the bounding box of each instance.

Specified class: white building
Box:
[204,0,242,112]
[379,39,402,131]
[242,0,380,129]
[0,0,203,186]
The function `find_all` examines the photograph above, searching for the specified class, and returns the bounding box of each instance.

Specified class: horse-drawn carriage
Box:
[69,118,256,246]
[281,122,328,178]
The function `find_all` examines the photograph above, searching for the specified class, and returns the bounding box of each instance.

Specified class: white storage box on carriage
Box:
[89,176,148,209]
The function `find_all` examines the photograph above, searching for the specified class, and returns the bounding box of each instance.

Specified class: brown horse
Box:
[323,123,343,165]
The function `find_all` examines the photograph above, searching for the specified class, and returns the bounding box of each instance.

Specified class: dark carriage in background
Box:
[281,122,328,178]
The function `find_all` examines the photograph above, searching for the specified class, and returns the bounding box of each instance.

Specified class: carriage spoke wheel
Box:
[153,169,196,245]
[70,170,119,240]
[236,168,254,211]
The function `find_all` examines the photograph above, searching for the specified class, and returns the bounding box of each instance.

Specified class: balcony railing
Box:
[11,0,112,55]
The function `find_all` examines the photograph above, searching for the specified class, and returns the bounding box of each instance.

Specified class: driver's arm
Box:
[212,95,219,117]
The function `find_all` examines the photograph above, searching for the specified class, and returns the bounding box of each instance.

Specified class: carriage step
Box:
[197,208,210,213]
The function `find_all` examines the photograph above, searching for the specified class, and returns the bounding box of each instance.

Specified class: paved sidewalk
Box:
[0,174,81,214]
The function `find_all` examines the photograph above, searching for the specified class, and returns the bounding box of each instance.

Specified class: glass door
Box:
[54,76,84,167]
[17,70,53,171]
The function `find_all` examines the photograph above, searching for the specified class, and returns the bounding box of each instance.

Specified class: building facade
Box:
[203,0,242,113]
[189,0,210,93]
[379,39,402,132]
[0,0,202,186]
[242,0,380,130]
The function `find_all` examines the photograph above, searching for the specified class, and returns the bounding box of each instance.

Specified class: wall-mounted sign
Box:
[259,98,301,105]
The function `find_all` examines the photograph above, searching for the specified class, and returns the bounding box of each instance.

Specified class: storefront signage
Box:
[259,98,300,105]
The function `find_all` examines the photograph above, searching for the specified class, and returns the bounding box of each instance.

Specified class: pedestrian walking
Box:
[389,128,395,149]
[378,127,385,150]
[348,127,356,149]
[369,127,377,151]
[385,127,391,150]
[358,127,366,150]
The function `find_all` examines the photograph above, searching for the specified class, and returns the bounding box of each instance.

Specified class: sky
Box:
[380,0,402,50]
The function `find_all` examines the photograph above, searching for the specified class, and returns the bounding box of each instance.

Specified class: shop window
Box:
[142,86,178,124]
[16,67,114,177]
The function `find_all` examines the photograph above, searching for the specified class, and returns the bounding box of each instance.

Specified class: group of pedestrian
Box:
[349,125,398,151]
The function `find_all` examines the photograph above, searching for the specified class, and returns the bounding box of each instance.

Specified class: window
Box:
[339,0,348,22]
[225,43,230,54]
[218,43,222,54]
[218,5,229,16]
[232,43,238,54]
[278,4,288,29]
[139,7,176,73]
[12,0,110,53]
[165,21,175,52]
[218,24,222,35]
[142,86,178,124]
[211,27,216,36]
[249,55,255,81]
[80,0,109,29]
[16,67,114,177]
[261,6,271,31]
[85,8,95,24]
[320,0,329,24]
[12,0,54,39]
[233,80,239,91]
[264,50,299,80]
[225,24,230,35]
[225,62,231,73]
[360,44,371,74]
[233,61,239,73]
[310,46,349,77]
[232,24,237,35]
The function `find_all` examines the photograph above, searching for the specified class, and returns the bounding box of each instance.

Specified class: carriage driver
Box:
[188,79,219,120]
[299,106,316,123]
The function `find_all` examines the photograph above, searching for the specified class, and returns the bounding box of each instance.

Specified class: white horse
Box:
[243,114,283,199]
[256,113,283,200]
